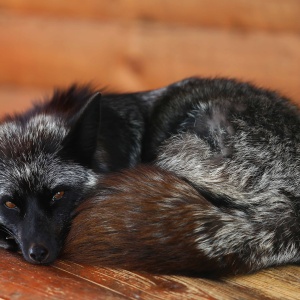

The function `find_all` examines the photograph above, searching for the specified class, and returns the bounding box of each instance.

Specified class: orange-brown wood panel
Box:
[0,12,299,103]
[0,86,49,116]
[0,0,299,32]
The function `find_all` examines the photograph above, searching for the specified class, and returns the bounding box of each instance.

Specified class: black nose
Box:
[29,244,49,263]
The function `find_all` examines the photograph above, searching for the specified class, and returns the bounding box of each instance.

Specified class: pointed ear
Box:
[60,92,101,167]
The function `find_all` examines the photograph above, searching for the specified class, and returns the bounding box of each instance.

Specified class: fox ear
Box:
[60,92,101,167]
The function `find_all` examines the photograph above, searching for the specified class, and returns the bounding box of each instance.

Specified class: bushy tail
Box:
[62,165,299,276]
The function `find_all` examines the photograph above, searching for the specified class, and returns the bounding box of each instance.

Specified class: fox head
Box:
[0,89,101,264]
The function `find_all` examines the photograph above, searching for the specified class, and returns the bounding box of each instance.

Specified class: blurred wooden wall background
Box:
[0,0,299,115]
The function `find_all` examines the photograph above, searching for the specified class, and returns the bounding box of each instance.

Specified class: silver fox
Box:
[0,77,299,276]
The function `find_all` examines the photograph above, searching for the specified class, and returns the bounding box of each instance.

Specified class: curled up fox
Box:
[0,77,299,276]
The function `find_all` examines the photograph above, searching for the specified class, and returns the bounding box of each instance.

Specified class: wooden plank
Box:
[0,250,126,299]
[0,13,299,103]
[55,261,207,300]
[57,260,257,300]
[0,0,299,32]
[226,266,300,300]
[0,249,300,299]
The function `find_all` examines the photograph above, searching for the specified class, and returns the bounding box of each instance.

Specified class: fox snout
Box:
[28,243,50,264]
[21,238,61,265]
[19,212,63,265]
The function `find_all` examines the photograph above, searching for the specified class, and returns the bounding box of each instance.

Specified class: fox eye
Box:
[52,191,65,201]
[4,201,18,209]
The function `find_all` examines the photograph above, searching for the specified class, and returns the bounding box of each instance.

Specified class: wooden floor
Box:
[0,249,299,300]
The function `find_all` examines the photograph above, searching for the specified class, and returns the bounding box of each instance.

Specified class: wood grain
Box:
[0,0,299,32]
[0,249,299,300]
[0,250,125,299]
[226,267,300,300]
[0,12,299,103]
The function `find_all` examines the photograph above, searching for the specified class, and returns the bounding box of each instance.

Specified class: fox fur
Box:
[63,78,300,275]
[0,77,299,276]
